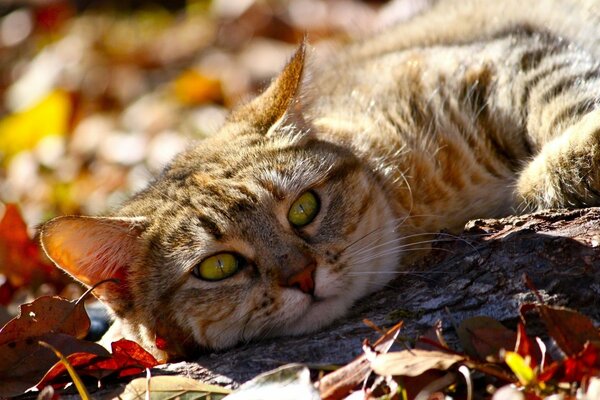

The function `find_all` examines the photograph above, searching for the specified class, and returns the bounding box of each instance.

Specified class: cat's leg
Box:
[517,108,600,210]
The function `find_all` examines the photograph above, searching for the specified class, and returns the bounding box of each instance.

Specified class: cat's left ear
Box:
[229,40,308,133]
[40,215,147,310]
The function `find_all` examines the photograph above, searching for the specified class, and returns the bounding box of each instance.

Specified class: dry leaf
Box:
[318,321,402,400]
[120,375,230,400]
[0,332,108,397]
[371,349,464,377]
[457,316,516,360]
[536,305,600,357]
[0,295,99,396]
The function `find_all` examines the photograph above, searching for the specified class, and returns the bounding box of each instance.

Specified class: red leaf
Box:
[562,342,600,383]
[111,339,158,370]
[0,204,65,304]
[37,339,159,390]
[515,322,537,369]
[537,305,600,357]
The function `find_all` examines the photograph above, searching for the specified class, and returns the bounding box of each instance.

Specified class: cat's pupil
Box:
[288,191,320,228]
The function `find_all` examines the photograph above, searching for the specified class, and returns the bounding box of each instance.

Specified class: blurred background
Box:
[0,0,429,323]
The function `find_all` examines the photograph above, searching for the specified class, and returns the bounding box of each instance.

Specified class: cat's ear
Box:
[40,216,146,307]
[229,41,307,132]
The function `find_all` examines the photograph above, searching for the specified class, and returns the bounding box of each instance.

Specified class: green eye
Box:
[194,253,240,281]
[288,191,320,228]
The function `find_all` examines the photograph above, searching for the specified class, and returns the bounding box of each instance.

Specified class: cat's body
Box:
[41,0,600,359]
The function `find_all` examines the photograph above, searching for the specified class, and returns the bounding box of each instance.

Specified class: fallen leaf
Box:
[39,340,92,400]
[561,342,600,383]
[225,364,319,400]
[371,349,465,377]
[505,351,535,386]
[38,339,159,388]
[0,295,90,345]
[120,375,230,400]
[0,295,102,397]
[173,70,223,105]
[457,316,516,361]
[515,322,538,369]
[0,90,71,163]
[0,332,108,397]
[536,305,600,357]
[318,321,403,400]
[0,204,60,303]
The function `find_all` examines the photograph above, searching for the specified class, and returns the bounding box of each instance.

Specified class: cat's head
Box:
[40,44,399,359]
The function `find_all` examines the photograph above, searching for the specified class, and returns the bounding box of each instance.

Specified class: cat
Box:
[40,0,600,359]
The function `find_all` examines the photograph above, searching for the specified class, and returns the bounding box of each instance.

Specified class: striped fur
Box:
[41,0,600,358]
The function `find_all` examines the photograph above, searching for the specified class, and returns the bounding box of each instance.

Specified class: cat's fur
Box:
[41,0,600,359]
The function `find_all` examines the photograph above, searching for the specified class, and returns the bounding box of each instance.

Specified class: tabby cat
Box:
[40,0,600,359]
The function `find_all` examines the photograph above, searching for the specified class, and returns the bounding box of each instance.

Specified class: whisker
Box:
[351,245,454,265]
[346,235,464,260]
[339,214,444,254]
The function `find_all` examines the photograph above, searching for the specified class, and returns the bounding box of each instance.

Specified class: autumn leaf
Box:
[318,321,402,400]
[371,349,465,377]
[0,295,106,397]
[535,305,600,357]
[0,90,71,163]
[173,70,223,105]
[38,339,159,388]
[457,316,516,361]
[0,204,60,300]
[120,375,231,400]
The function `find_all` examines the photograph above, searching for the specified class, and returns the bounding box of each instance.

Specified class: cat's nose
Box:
[281,263,316,295]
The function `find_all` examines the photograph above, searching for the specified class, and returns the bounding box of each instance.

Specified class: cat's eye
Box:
[288,191,320,228]
[193,253,240,281]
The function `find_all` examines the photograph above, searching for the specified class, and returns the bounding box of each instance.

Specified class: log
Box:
[156,208,600,387]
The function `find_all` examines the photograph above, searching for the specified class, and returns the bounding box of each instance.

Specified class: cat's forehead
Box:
[169,133,345,196]
[129,132,361,241]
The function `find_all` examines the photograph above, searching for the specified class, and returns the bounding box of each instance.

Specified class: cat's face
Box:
[40,45,399,358]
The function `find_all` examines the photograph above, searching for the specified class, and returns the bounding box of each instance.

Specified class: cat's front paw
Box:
[518,110,600,210]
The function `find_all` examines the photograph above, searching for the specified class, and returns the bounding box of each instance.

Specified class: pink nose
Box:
[282,263,316,295]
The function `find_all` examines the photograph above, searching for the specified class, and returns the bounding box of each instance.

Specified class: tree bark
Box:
[156,208,600,387]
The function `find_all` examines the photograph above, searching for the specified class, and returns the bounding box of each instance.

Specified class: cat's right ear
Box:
[40,215,146,309]
[228,41,308,133]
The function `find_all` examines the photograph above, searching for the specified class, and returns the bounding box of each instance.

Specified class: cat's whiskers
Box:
[349,239,460,264]
[343,230,468,260]
[339,214,443,255]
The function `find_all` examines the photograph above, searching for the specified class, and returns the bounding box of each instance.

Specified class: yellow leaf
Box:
[173,70,222,105]
[505,351,535,386]
[0,90,70,162]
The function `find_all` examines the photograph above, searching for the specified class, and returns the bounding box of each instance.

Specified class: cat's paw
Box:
[518,109,600,210]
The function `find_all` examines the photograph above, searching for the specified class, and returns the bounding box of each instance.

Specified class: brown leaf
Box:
[371,349,465,377]
[537,305,600,357]
[0,295,96,396]
[318,321,402,400]
[457,316,516,360]
[0,295,90,345]
[0,332,109,397]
